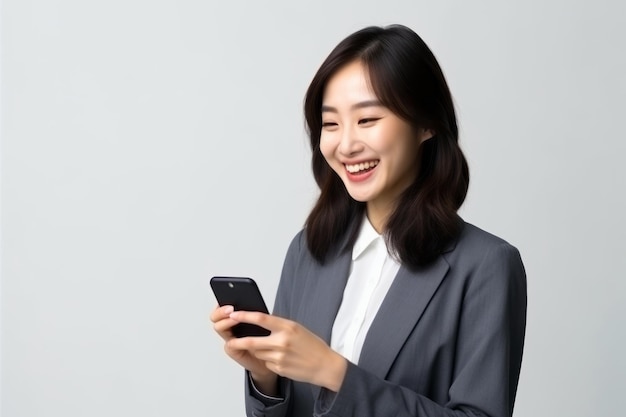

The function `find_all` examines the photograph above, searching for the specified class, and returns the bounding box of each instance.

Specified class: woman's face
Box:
[320,60,432,214]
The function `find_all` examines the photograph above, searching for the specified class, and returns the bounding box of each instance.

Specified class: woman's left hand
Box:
[226,311,348,392]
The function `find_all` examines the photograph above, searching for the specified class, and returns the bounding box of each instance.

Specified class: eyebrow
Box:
[321,100,384,113]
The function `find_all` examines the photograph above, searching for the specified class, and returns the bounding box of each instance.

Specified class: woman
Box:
[211,24,526,417]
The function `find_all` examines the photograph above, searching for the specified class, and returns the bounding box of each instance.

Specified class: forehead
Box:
[322,60,377,105]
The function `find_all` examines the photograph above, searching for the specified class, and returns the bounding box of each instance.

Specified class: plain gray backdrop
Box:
[2,0,625,416]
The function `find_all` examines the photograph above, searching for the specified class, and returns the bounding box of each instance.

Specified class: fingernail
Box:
[223,305,234,314]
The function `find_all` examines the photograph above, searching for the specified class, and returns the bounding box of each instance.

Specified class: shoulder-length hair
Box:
[304,24,469,269]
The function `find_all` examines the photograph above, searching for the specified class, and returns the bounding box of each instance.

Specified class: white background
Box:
[2,1,625,416]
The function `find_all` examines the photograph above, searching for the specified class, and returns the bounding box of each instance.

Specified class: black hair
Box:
[304,25,469,268]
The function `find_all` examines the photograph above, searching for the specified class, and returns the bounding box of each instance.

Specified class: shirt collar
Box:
[352,215,382,261]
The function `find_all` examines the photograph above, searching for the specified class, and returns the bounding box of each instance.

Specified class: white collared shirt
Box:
[330,216,401,363]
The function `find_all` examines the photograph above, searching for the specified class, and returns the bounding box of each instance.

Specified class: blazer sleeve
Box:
[314,243,527,417]
[244,232,304,417]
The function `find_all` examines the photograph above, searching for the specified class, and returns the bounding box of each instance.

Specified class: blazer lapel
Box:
[357,255,450,378]
[295,246,353,401]
[296,249,352,344]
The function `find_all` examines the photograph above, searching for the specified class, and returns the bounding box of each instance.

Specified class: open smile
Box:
[344,160,379,174]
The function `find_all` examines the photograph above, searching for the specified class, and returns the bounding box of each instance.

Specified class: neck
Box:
[366,201,393,234]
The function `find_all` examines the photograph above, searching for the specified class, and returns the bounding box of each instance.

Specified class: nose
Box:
[337,125,364,157]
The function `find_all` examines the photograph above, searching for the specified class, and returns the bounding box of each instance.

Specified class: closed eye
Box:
[358,118,380,125]
[322,121,339,130]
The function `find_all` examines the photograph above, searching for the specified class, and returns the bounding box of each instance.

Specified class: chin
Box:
[344,190,374,203]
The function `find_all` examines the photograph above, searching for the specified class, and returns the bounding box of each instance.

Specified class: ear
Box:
[419,128,435,144]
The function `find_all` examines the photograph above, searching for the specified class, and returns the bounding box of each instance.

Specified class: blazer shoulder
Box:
[283,228,318,270]
[287,228,306,250]
[284,228,308,259]
[457,222,519,251]
[284,227,349,265]
[447,222,524,268]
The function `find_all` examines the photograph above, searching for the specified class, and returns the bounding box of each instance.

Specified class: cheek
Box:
[381,125,419,154]
[365,125,398,154]
[319,136,336,164]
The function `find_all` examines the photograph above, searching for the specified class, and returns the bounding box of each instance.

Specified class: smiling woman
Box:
[210,24,526,417]
[318,61,430,232]
[305,26,469,269]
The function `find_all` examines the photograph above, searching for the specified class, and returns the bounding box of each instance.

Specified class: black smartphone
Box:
[210,276,271,337]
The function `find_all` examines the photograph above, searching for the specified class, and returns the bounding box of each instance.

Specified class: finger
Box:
[227,334,275,352]
[250,349,284,363]
[213,317,239,335]
[209,305,234,323]
[229,311,289,331]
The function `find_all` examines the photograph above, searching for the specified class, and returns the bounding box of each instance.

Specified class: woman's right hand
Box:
[210,305,278,394]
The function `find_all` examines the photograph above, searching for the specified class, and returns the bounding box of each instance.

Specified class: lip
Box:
[344,161,378,183]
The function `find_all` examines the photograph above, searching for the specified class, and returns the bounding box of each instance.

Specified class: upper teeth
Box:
[345,160,379,173]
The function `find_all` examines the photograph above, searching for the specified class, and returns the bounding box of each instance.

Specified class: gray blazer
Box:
[245,222,527,417]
